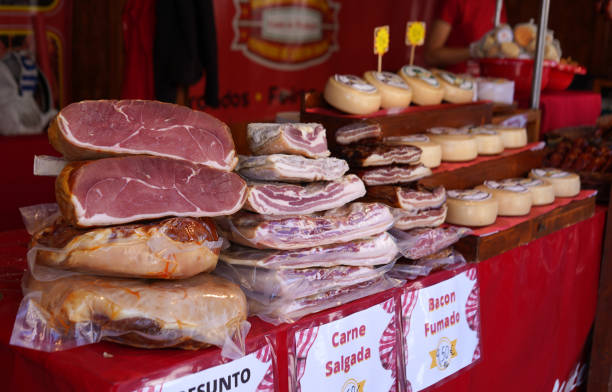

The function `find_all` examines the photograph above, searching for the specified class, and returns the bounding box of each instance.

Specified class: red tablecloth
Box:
[520,91,602,134]
[0,207,605,392]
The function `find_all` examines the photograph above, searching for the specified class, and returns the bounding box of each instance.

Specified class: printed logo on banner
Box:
[295,298,398,392]
[402,268,481,391]
[231,0,340,70]
[132,344,274,392]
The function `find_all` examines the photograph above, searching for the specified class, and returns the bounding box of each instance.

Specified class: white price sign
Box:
[295,298,398,392]
[402,268,481,391]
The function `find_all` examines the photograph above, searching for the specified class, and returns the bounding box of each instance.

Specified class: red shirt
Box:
[437,0,507,72]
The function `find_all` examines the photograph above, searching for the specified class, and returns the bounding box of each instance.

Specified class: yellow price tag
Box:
[406,21,426,46]
[373,25,390,55]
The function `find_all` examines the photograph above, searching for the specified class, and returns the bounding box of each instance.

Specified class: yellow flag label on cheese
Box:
[374,25,390,55]
[406,21,426,46]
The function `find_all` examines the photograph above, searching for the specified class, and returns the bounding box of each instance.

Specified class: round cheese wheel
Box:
[383,134,442,168]
[433,70,474,103]
[427,127,478,162]
[398,66,444,106]
[323,74,381,115]
[468,127,504,155]
[482,125,527,148]
[529,168,581,197]
[498,178,555,206]
[363,71,412,109]
[446,189,498,227]
[475,181,532,216]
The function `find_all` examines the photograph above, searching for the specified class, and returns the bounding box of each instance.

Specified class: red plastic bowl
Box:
[479,58,555,99]
[546,63,587,91]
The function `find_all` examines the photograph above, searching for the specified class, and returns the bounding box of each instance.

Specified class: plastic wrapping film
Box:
[20,204,225,281]
[390,248,467,281]
[285,286,403,392]
[10,271,250,359]
[390,226,472,260]
[249,275,403,325]
[216,202,395,250]
[215,260,397,305]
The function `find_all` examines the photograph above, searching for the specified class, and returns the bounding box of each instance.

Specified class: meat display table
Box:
[0,207,605,392]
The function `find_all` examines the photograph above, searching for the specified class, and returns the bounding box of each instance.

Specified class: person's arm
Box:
[424,19,471,67]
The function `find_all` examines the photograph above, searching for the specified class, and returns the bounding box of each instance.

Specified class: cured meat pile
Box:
[11,100,249,353]
[217,122,401,323]
[334,121,432,186]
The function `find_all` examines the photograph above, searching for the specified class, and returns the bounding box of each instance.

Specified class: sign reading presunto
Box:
[401,268,481,391]
[294,298,399,392]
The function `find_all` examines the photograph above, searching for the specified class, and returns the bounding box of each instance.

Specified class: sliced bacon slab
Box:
[247,123,330,158]
[219,232,398,269]
[338,144,421,167]
[392,205,448,230]
[217,202,394,250]
[335,122,382,145]
[367,185,446,211]
[215,262,390,300]
[49,100,237,171]
[356,164,432,186]
[244,175,366,215]
[31,217,221,279]
[56,156,247,227]
[390,226,471,259]
[237,154,349,183]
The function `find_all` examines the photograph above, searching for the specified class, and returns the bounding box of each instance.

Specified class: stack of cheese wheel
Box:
[383,134,442,168]
[432,70,475,104]
[497,177,555,206]
[480,124,528,148]
[467,127,504,155]
[529,168,581,197]
[323,74,381,115]
[398,65,445,106]
[363,71,412,109]
[446,189,498,226]
[427,127,478,162]
[476,180,532,216]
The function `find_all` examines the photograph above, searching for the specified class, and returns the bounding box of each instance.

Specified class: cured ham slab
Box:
[217,202,394,250]
[30,217,222,279]
[247,123,330,158]
[367,185,446,211]
[335,122,382,145]
[215,262,391,301]
[219,232,398,269]
[392,205,448,230]
[49,100,237,171]
[356,164,432,186]
[338,144,421,167]
[236,154,349,183]
[244,175,366,215]
[390,226,471,259]
[56,156,247,227]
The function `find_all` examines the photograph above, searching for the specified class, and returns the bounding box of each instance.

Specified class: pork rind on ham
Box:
[48,100,238,171]
[216,202,394,250]
[338,144,422,167]
[10,272,248,354]
[335,122,382,145]
[367,185,446,211]
[215,262,394,303]
[244,175,366,215]
[236,154,349,183]
[356,164,432,186]
[28,217,222,280]
[220,232,398,269]
[390,226,472,260]
[247,123,330,158]
[55,156,247,227]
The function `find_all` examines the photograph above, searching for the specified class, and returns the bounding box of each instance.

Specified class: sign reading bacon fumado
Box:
[401,268,481,391]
